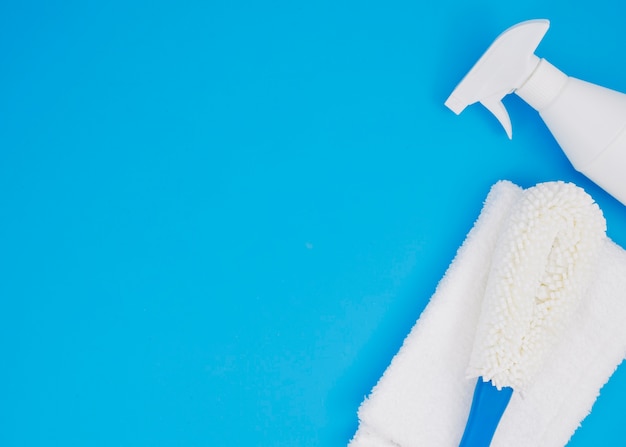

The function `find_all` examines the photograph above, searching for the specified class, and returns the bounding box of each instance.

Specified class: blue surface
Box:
[2,1,626,446]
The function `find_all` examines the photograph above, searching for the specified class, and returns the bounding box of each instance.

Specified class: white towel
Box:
[349,180,626,447]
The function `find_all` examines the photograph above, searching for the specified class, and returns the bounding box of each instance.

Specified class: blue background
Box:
[2,1,626,446]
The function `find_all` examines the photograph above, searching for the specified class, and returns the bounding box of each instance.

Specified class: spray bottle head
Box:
[444,19,550,139]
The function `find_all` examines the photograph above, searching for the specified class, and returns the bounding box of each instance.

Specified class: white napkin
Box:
[349,180,626,447]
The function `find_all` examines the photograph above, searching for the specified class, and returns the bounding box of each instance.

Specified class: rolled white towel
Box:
[349,180,626,447]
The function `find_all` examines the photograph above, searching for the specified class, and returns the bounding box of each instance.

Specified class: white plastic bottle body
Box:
[516,58,626,206]
[540,79,626,205]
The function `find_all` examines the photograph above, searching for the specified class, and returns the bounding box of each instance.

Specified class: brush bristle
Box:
[467,181,606,391]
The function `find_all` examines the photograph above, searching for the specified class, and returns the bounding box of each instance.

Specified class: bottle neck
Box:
[515,58,568,111]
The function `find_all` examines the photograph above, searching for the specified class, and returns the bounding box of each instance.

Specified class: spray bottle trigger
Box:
[480,94,512,139]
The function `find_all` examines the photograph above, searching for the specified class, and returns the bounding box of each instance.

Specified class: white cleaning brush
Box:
[460,181,606,446]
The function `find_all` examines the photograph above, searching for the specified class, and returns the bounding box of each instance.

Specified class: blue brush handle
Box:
[458,379,513,447]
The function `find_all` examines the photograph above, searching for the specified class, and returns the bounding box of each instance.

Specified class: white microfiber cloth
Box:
[349,180,626,447]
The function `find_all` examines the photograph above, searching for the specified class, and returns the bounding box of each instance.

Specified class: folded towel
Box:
[349,180,626,447]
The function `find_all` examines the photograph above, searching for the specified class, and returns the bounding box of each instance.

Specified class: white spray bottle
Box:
[445,19,626,206]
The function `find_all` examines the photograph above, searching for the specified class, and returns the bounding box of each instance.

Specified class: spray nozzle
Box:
[445,19,550,138]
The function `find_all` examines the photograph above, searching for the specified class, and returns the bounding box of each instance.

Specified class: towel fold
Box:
[349,180,626,447]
